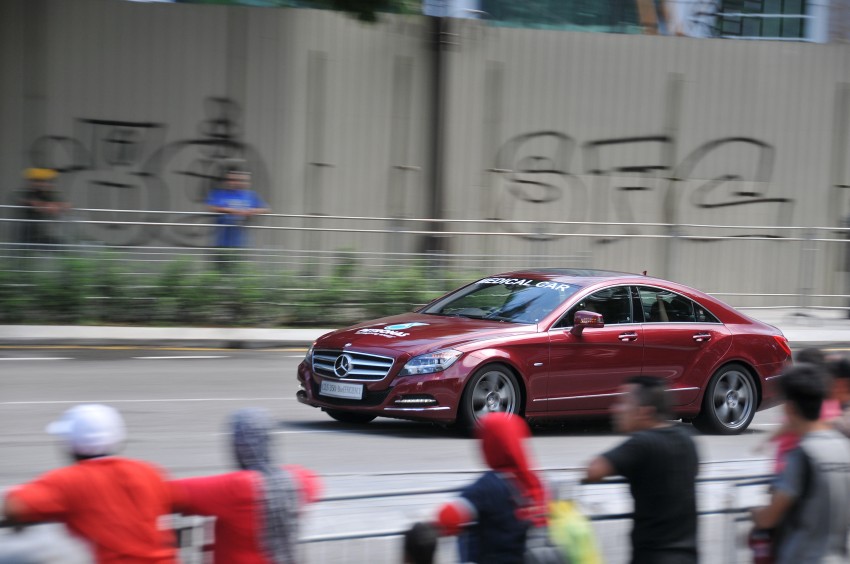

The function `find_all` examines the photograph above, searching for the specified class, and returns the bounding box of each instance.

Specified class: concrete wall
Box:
[2,0,850,303]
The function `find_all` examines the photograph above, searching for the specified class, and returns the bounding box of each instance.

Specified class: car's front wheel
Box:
[457,364,521,431]
[693,363,757,434]
[325,409,377,424]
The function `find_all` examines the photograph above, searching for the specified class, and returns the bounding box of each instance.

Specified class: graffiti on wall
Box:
[490,130,793,241]
[26,97,271,247]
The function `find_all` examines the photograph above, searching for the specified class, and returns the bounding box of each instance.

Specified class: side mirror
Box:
[570,310,604,336]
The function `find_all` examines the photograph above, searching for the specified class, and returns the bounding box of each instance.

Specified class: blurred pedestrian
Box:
[205,165,269,272]
[827,354,850,437]
[169,408,321,564]
[756,348,842,473]
[1,404,177,564]
[16,167,70,246]
[403,521,438,564]
[751,364,850,564]
[585,376,699,564]
[435,413,551,564]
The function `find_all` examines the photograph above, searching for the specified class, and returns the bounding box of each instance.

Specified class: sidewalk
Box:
[1,308,849,348]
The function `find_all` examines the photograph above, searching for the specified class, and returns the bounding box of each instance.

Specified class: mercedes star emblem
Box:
[334,354,353,378]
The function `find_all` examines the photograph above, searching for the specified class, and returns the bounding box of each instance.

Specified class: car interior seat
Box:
[649,299,668,322]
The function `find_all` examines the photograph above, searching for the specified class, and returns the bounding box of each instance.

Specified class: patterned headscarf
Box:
[231,408,300,564]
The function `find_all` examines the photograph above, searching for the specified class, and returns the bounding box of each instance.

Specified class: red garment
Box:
[477,413,547,522]
[170,465,321,564]
[6,457,176,564]
[438,413,548,535]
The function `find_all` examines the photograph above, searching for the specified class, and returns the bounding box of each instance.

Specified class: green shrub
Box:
[0,253,483,327]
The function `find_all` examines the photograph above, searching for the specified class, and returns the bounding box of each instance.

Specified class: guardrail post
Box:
[797,227,817,316]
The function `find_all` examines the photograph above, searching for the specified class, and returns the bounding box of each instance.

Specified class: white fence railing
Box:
[2,205,849,313]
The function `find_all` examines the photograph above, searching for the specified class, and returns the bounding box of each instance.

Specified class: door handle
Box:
[693,333,712,343]
[618,332,638,342]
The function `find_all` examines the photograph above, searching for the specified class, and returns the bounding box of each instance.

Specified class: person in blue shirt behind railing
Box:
[205,165,269,272]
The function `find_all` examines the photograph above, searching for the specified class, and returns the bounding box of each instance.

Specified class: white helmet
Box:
[46,404,126,457]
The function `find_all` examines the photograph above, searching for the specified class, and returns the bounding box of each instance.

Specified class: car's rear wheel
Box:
[325,409,377,424]
[693,363,757,435]
[457,364,521,431]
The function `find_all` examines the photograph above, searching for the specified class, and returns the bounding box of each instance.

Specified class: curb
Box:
[0,326,334,349]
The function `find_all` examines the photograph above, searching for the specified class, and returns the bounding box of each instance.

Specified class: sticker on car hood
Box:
[355,322,429,338]
[384,322,429,331]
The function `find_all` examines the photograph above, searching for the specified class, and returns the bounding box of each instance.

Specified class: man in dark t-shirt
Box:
[585,376,699,564]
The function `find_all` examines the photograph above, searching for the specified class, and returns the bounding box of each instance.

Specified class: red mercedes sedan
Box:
[296,269,792,434]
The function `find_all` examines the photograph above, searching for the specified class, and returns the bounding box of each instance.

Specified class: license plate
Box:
[320,380,364,400]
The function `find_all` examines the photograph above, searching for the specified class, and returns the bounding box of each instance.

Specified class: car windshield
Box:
[421,277,581,324]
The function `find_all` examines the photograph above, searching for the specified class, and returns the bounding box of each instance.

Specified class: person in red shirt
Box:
[170,408,321,564]
[2,404,176,564]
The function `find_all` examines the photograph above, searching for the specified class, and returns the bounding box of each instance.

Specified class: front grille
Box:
[312,349,395,381]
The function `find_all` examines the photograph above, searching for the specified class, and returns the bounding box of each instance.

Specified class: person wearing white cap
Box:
[2,404,177,564]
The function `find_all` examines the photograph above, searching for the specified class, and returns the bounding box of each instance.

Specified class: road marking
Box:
[132,356,228,360]
[0,357,73,361]
[2,397,298,405]
[750,423,782,427]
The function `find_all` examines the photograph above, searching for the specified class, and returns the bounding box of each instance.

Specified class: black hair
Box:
[795,347,825,365]
[625,375,672,420]
[779,363,827,421]
[403,521,438,564]
[827,355,850,381]
[73,453,107,462]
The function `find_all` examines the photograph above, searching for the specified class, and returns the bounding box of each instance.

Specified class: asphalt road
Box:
[0,347,798,563]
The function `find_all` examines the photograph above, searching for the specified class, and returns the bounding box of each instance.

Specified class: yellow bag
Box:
[547,499,604,564]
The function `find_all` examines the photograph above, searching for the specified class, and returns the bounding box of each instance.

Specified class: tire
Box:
[457,364,522,432]
[325,410,377,424]
[693,364,757,435]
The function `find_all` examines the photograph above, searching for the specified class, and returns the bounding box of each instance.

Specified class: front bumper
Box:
[296,361,465,423]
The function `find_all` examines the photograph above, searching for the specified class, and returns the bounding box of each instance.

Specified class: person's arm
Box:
[585,435,641,483]
[246,192,270,216]
[436,498,477,536]
[2,473,72,524]
[170,473,240,517]
[752,448,806,529]
[434,476,492,536]
[205,190,235,215]
[3,493,30,523]
[584,456,617,483]
[284,465,322,505]
[751,492,795,529]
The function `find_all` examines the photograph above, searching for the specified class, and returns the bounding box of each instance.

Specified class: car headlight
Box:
[399,349,462,376]
[304,344,314,364]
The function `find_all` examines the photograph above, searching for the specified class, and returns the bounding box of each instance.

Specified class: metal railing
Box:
[0,461,778,563]
[2,205,849,323]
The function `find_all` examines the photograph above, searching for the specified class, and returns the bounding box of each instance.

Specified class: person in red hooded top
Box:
[435,413,549,564]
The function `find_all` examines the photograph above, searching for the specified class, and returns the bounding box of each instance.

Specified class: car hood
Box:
[313,313,537,357]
